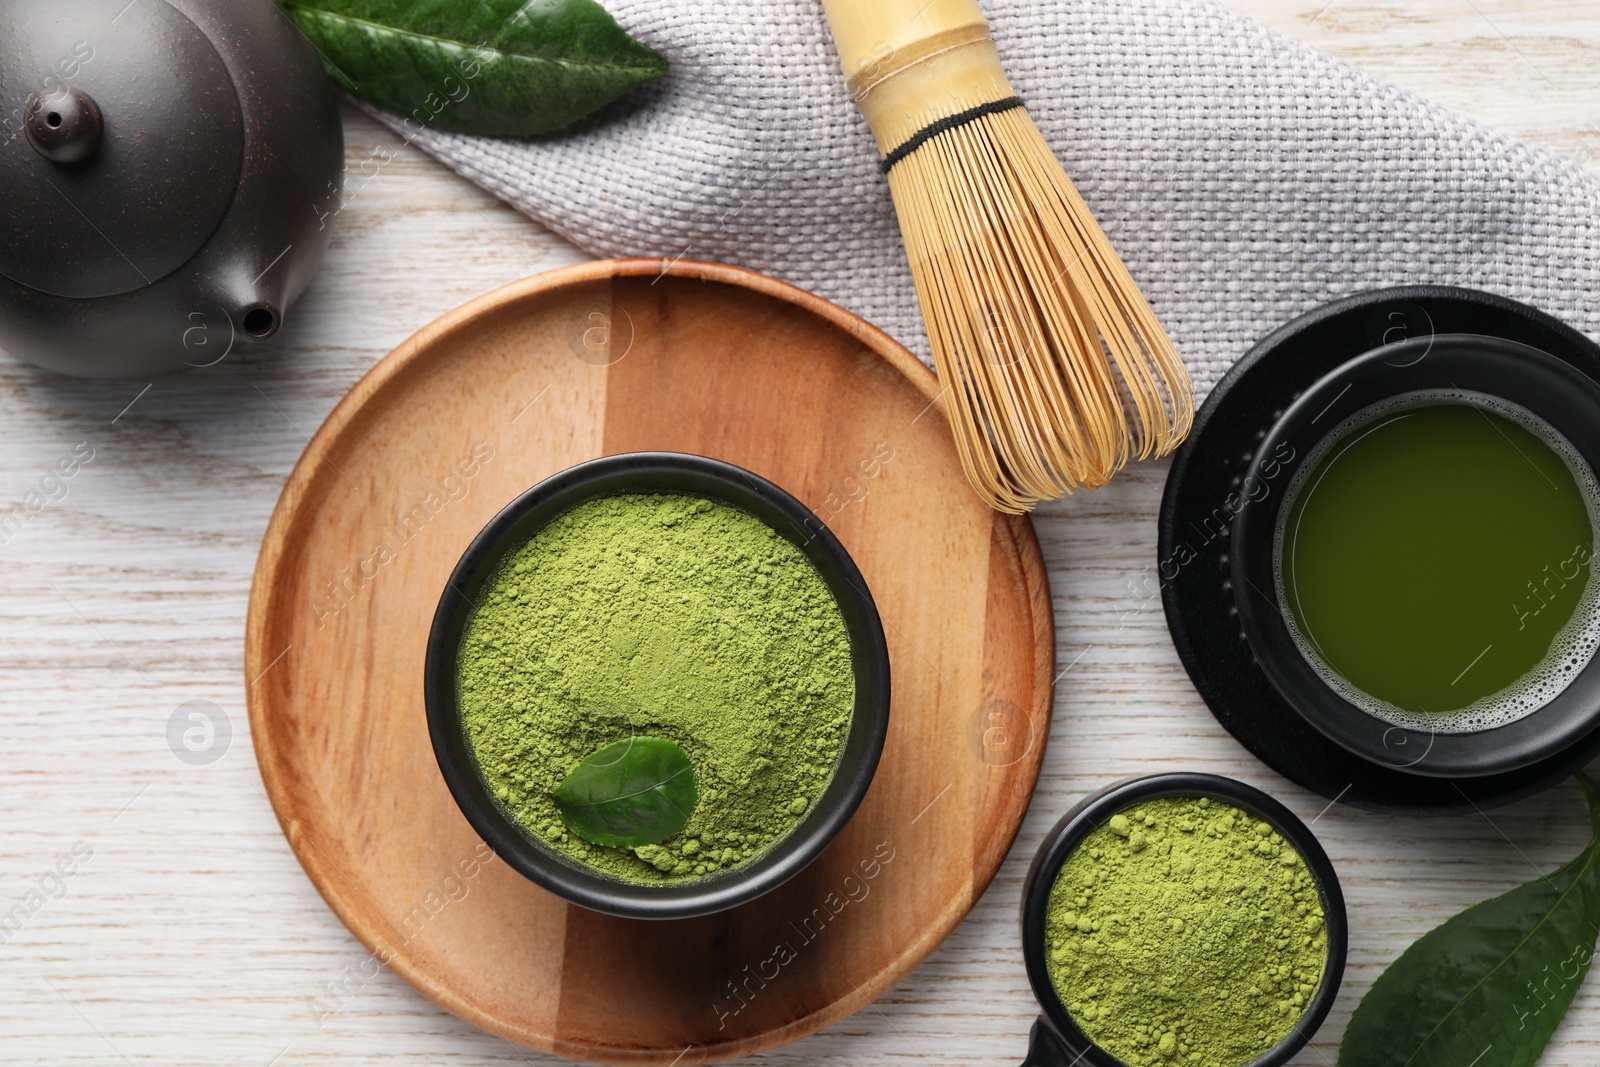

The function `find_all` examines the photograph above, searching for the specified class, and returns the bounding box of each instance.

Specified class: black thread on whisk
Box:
[880,97,1025,174]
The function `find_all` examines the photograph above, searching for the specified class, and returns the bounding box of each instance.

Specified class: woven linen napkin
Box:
[371,0,1600,397]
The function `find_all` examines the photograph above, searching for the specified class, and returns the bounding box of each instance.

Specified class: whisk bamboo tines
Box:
[822,0,1194,513]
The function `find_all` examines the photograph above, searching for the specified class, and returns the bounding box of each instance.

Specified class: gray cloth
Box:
[372,0,1600,398]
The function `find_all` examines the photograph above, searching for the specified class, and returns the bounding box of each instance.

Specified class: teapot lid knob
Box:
[24,86,103,165]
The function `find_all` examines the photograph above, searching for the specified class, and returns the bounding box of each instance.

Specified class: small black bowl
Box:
[1018,774,1347,1067]
[424,451,891,920]
[1233,334,1600,778]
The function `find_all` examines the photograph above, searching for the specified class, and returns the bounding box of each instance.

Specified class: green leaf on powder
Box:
[552,735,697,849]
[279,0,668,137]
[1339,773,1600,1067]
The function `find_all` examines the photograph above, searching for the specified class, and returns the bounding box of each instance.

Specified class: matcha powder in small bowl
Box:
[456,492,855,884]
[1044,796,1329,1067]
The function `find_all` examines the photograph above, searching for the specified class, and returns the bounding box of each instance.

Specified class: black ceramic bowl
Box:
[1233,334,1600,779]
[424,451,891,920]
[1019,774,1347,1067]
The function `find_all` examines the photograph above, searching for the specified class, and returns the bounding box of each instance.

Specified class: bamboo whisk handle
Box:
[823,0,1014,155]
[822,0,987,84]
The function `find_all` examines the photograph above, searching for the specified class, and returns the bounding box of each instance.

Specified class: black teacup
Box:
[1233,334,1600,778]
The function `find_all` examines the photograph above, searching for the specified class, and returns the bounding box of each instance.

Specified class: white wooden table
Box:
[4,2,1599,1063]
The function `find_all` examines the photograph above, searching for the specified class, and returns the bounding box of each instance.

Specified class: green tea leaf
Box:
[280,0,668,137]
[1340,774,1600,1067]
[552,736,697,849]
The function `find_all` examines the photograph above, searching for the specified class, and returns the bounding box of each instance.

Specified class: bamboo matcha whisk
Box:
[822,0,1193,513]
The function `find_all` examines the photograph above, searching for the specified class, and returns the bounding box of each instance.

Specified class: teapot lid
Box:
[0,0,244,300]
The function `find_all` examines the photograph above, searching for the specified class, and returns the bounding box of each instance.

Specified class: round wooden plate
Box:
[246,259,1055,1063]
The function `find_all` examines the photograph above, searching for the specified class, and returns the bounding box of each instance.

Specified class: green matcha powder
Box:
[457,492,854,883]
[1045,797,1327,1067]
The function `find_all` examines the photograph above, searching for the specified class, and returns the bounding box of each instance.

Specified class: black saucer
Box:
[1159,286,1600,814]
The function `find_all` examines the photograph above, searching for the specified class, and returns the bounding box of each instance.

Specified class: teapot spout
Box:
[237,302,282,341]
[175,274,285,369]
[203,264,287,346]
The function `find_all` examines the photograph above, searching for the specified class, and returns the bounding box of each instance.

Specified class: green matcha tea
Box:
[1044,796,1327,1067]
[457,492,854,884]
[1276,392,1598,730]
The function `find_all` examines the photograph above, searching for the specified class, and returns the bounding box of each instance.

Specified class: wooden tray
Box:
[246,259,1054,1063]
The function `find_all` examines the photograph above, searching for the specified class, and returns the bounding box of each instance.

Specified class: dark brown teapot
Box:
[0,0,342,377]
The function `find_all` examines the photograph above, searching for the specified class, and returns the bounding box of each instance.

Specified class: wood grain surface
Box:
[245,260,1053,1062]
[3,3,1599,1064]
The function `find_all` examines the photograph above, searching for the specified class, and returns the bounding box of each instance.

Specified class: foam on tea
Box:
[1275,390,1600,733]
